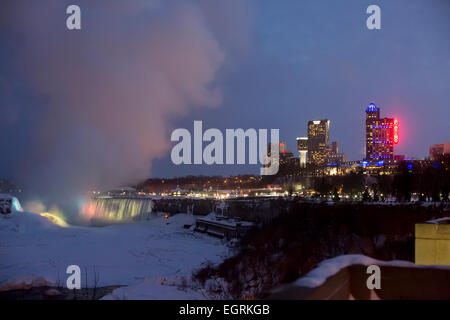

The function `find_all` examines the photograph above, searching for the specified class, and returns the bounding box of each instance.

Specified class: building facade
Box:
[307,119,330,166]
[429,142,450,161]
[325,141,348,164]
[296,137,308,168]
[279,141,287,154]
[365,102,398,161]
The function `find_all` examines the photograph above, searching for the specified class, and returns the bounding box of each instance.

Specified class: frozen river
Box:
[0,211,229,299]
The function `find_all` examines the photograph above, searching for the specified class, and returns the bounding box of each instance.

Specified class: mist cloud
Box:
[1,0,250,215]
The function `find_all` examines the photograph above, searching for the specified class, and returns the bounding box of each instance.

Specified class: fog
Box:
[0,0,250,220]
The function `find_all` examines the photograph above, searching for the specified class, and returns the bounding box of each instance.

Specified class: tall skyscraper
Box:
[365,102,398,161]
[307,120,330,166]
[296,137,308,168]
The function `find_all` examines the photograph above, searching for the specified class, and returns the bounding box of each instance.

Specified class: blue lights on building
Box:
[371,125,391,129]
[407,163,413,170]
[366,103,379,112]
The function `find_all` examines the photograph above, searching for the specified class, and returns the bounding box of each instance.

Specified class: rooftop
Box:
[366,102,379,112]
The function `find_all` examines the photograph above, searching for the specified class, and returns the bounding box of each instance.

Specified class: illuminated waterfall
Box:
[82,197,155,222]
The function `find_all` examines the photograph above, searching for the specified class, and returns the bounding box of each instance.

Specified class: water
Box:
[82,196,155,222]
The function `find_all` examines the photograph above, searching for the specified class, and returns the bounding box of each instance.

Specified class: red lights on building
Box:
[393,119,399,144]
[365,103,398,160]
[279,141,287,153]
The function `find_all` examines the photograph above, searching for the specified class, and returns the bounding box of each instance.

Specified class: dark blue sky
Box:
[153,0,450,177]
[1,0,449,188]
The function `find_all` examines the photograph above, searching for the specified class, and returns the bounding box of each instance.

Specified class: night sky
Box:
[1,0,449,199]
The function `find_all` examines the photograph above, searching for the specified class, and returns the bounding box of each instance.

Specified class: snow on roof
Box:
[170,185,188,193]
[197,213,253,227]
[117,187,136,191]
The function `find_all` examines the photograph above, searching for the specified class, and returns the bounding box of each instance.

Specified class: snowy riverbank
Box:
[0,211,229,299]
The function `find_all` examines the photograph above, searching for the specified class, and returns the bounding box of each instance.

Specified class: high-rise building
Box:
[330,141,339,154]
[325,141,348,164]
[267,141,287,156]
[429,142,450,161]
[296,137,308,168]
[265,142,296,176]
[327,152,348,164]
[365,102,398,161]
[279,141,287,154]
[326,141,338,160]
[307,120,330,166]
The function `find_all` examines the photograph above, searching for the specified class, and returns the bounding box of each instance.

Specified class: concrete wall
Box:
[415,223,450,266]
[270,264,450,300]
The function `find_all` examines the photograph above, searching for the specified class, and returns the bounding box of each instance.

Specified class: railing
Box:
[269,255,450,300]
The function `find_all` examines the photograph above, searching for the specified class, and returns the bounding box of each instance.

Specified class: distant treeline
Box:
[138,174,262,192]
[310,155,450,202]
[138,155,449,202]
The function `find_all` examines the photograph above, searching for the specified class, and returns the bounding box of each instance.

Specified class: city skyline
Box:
[0,1,449,304]
[1,0,449,188]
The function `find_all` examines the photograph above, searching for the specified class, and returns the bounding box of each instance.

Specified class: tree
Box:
[342,173,364,196]
[314,176,332,197]
[418,193,426,202]
[432,186,440,202]
[362,188,372,202]
[285,184,295,197]
[332,188,340,202]
[376,175,394,198]
[442,183,449,202]
[393,163,412,202]
[372,184,379,202]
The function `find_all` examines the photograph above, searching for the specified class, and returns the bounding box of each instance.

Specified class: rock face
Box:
[0,196,12,215]
[153,198,214,216]
[0,194,23,215]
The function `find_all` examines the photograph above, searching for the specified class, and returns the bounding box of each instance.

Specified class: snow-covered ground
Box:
[0,211,229,299]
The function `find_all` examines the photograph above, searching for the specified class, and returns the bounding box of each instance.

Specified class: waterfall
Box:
[82,196,156,222]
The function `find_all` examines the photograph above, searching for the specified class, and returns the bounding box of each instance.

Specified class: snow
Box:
[197,213,254,227]
[286,254,450,289]
[0,211,229,299]
[426,217,450,224]
[102,277,206,300]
